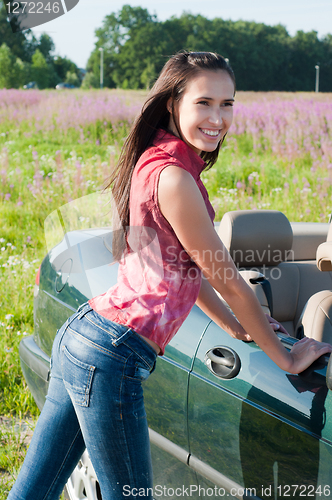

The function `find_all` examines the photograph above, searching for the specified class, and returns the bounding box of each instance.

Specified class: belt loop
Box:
[111,328,134,346]
[77,303,93,320]
[77,302,87,312]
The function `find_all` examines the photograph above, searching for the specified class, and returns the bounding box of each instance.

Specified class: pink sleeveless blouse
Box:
[89,129,215,354]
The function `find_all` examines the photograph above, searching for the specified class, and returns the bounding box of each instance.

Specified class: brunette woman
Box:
[8,51,331,500]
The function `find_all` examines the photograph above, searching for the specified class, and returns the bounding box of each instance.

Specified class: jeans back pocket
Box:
[135,365,151,381]
[62,346,95,407]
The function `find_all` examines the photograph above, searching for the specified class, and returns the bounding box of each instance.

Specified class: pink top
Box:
[89,130,215,354]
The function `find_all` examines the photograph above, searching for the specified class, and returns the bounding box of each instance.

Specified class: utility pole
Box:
[315,64,320,93]
[99,48,104,89]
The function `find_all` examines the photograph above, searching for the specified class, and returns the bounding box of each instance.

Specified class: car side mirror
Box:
[326,355,332,390]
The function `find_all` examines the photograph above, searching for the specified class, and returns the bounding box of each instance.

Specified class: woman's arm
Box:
[196,278,252,342]
[197,273,289,337]
[158,166,332,374]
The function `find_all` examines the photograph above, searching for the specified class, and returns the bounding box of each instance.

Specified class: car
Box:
[23,81,38,89]
[55,82,77,90]
[19,198,332,500]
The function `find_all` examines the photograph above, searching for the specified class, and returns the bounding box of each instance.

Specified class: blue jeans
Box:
[8,303,157,500]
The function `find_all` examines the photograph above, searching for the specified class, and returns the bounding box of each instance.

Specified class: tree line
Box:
[85,5,332,92]
[0,3,331,91]
[0,3,81,89]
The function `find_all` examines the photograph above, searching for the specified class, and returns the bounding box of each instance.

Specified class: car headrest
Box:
[316,223,332,271]
[217,210,293,267]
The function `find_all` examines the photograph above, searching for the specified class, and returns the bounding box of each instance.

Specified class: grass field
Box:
[0,88,331,497]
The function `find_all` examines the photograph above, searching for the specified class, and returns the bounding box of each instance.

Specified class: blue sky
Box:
[31,0,332,68]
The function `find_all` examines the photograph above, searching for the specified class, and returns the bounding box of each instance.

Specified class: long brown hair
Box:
[107,51,236,260]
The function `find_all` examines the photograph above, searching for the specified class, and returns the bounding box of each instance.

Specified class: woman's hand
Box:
[265,315,332,373]
[288,337,332,374]
[228,329,252,342]
[265,314,290,335]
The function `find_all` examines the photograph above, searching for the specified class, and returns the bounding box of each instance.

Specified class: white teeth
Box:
[201,129,220,137]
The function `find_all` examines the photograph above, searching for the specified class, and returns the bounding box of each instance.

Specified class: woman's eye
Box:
[198,101,209,106]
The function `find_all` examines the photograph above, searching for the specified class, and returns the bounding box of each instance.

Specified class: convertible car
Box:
[19,201,332,500]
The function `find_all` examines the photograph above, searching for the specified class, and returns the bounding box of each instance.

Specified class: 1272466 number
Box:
[276,485,331,497]
[5,2,60,14]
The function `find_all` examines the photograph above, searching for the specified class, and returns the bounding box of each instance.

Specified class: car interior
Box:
[217,210,332,344]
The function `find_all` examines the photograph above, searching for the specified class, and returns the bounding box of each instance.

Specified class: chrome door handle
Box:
[205,346,241,379]
[206,350,233,367]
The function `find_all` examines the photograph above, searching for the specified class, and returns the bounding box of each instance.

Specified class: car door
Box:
[187,321,332,500]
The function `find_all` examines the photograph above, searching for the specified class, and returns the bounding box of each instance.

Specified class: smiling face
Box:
[168,70,235,155]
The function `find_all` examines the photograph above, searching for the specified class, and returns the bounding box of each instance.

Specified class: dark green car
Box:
[19,204,332,500]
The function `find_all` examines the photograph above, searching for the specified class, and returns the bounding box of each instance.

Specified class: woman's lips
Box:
[199,128,222,138]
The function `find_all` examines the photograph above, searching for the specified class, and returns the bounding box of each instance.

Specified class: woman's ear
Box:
[167,98,173,114]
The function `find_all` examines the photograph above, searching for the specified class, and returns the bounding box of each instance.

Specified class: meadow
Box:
[0,88,331,496]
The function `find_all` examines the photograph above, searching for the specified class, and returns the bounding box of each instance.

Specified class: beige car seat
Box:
[296,223,332,344]
[218,210,332,341]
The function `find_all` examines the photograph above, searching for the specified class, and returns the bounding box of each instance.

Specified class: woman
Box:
[8,51,331,500]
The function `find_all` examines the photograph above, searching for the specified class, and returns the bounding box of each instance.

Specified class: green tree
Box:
[287,30,323,91]
[0,43,25,88]
[65,70,79,86]
[87,5,158,88]
[0,2,36,62]
[86,6,332,91]
[37,33,55,63]
[212,20,291,91]
[140,61,156,89]
[81,71,99,89]
[53,55,80,85]
[111,22,164,89]
[320,34,332,92]
[31,49,50,89]
[0,43,15,88]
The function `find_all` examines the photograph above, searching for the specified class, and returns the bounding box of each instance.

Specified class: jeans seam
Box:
[84,314,121,340]
[119,353,130,420]
[123,341,155,371]
[119,353,138,486]
[55,309,84,356]
[82,366,94,407]
[42,427,82,500]
[117,354,135,487]
[67,328,127,362]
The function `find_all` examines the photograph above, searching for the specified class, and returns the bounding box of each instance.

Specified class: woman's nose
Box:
[209,108,223,125]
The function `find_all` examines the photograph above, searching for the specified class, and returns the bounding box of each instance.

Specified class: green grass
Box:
[0,419,69,499]
[0,90,331,495]
[203,138,332,223]
[0,418,36,499]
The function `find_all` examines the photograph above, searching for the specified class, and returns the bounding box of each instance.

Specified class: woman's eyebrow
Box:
[196,96,235,102]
